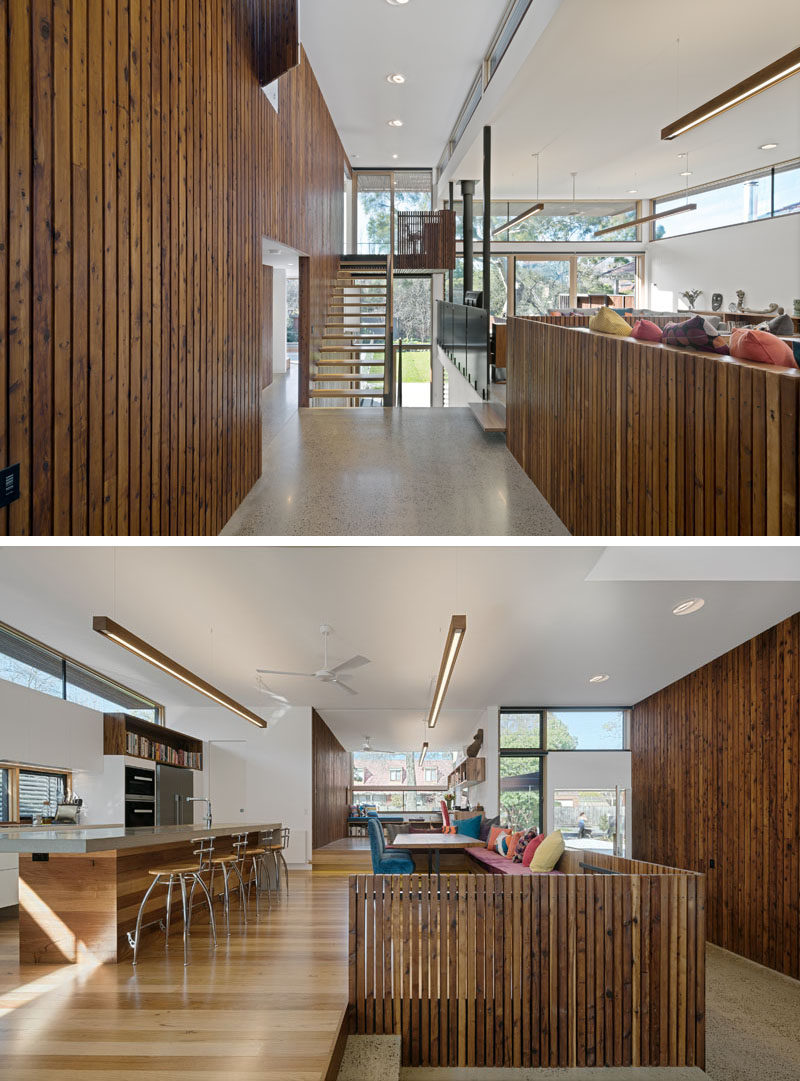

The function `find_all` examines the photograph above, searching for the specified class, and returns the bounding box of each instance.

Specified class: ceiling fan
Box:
[256,624,370,696]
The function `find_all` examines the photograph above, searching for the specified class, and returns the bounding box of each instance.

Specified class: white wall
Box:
[168,705,313,868]
[471,707,498,817]
[646,214,800,314]
[272,268,288,374]
[437,347,482,407]
[544,750,631,851]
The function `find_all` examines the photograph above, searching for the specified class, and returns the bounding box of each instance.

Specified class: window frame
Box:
[651,158,800,241]
[498,708,546,833]
[0,762,73,824]
[0,619,164,723]
[541,707,631,752]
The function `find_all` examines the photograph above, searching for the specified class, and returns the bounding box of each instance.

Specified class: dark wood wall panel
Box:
[506,319,800,536]
[632,612,800,979]
[1,0,345,535]
[312,708,350,850]
[261,263,273,391]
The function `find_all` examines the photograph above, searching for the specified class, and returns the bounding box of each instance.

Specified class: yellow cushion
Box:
[589,307,632,336]
[529,829,565,872]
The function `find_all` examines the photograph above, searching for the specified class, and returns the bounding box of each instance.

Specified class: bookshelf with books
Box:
[103,713,203,771]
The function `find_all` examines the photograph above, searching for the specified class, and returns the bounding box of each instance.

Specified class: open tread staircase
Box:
[310,255,392,406]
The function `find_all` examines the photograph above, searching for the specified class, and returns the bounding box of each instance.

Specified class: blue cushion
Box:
[456,813,482,839]
[792,341,800,365]
[378,854,414,874]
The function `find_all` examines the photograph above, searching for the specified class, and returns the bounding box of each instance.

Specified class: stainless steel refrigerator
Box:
[156,764,194,825]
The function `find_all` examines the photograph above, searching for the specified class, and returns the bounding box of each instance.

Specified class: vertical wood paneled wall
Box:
[505,319,800,536]
[348,867,705,1070]
[312,708,350,849]
[0,0,346,535]
[632,612,800,980]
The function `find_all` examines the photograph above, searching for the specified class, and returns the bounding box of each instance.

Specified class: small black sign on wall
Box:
[0,464,20,508]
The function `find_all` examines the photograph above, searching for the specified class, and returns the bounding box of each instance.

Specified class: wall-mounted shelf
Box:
[103,713,203,771]
[447,757,485,790]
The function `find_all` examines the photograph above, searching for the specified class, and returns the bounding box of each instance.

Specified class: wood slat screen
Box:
[0,1,345,535]
[632,611,800,980]
[521,313,676,329]
[396,211,456,271]
[348,869,705,1070]
[506,319,800,536]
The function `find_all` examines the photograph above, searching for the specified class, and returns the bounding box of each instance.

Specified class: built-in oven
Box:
[125,766,155,799]
[125,799,156,827]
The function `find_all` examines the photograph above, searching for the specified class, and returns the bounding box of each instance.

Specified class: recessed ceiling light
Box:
[672,598,705,616]
[680,170,693,176]
[388,118,404,127]
[589,673,610,684]
[386,0,410,5]
[387,73,406,84]
[759,142,778,150]
[392,154,399,159]
[627,188,638,194]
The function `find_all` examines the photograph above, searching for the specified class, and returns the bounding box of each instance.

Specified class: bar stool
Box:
[243,831,272,915]
[211,832,250,933]
[266,826,291,897]
[131,836,217,967]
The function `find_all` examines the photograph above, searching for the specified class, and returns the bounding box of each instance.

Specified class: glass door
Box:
[393,275,432,407]
[514,258,572,315]
[355,172,393,255]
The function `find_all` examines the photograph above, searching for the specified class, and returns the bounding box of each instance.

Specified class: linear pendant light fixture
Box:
[492,151,544,238]
[93,616,267,728]
[661,47,800,140]
[419,741,429,766]
[427,615,466,729]
[593,202,697,238]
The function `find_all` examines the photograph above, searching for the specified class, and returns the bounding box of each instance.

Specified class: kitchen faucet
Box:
[186,796,212,829]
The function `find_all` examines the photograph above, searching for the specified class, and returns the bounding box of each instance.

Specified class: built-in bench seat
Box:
[466,846,563,875]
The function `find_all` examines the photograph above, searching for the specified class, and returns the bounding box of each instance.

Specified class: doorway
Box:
[393,275,432,407]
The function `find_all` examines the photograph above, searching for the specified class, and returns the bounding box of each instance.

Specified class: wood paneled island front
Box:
[0,822,280,965]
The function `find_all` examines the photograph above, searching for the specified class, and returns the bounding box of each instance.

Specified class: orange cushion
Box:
[506,831,523,859]
[730,328,797,369]
[487,826,510,851]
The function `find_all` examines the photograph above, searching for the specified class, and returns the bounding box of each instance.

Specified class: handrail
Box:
[384,253,394,407]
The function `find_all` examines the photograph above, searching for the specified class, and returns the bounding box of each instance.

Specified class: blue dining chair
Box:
[367,817,413,874]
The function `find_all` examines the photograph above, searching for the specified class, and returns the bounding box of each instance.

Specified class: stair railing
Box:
[384,253,394,407]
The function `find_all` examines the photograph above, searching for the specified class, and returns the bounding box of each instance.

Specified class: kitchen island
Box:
[0,822,280,964]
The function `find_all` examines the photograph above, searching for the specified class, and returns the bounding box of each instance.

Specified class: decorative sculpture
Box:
[680,289,702,310]
[741,303,784,316]
[466,728,484,758]
[711,292,723,311]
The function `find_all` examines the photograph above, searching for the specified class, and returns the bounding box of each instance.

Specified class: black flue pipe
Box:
[483,126,491,318]
[460,179,476,299]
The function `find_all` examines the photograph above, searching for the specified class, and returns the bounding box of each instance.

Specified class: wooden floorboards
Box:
[0,872,350,1080]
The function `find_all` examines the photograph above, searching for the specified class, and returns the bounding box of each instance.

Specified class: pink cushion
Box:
[730,328,797,368]
[521,833,546,867]
[440,800,451,829]
[631,318,663,342]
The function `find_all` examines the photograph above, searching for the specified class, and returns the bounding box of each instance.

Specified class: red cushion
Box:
[522,833,546,867]
[730,328,797,368]
[631,318,663,342]
[440,800,451,829]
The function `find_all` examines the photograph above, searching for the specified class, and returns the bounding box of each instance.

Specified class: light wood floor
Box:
[0,872,350,1080]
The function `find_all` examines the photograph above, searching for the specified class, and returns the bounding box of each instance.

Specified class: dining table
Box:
[388,832,485,874]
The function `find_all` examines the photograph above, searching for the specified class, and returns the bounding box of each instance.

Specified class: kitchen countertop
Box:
[0,822,281,854]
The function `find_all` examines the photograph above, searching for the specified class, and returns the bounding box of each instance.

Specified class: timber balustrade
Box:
[395,210,456,272]
[505,318,799,535]
[348,852,705,1070]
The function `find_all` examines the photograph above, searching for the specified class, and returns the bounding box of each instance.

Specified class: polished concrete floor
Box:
[222,366,567,537]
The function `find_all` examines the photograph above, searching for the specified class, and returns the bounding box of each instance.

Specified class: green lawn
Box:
[365,347,431,384]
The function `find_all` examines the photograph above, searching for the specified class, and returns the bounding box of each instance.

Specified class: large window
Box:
[499,710,544,832]
[352,749,457,814]
[355,170,432,256]
[0,622,161,723]
[553,788,626,854]
[652,159,800,239]
[456,200,639,243]
[0,764,70,823]
[545,710,626,750]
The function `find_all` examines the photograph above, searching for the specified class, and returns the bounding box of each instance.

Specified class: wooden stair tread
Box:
[319,346,386,353]
[310,388,385,398]
[468,400,507,433]
[316,360,385,367]
[311,374,384,381]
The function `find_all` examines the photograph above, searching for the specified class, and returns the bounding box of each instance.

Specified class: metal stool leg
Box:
[231,861,248,922]
[165,875,174,942]
[132,874,162,966]
[279,851,289,896]
[179,873,190,966]
[249,857,260,916]
[221,863,231,935]
[191,872,217,948]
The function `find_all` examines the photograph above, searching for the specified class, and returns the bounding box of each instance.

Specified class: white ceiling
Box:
[447,0,800,199]
[2,546,800,752]
[298,0,507,166]
[261,237,302,277]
